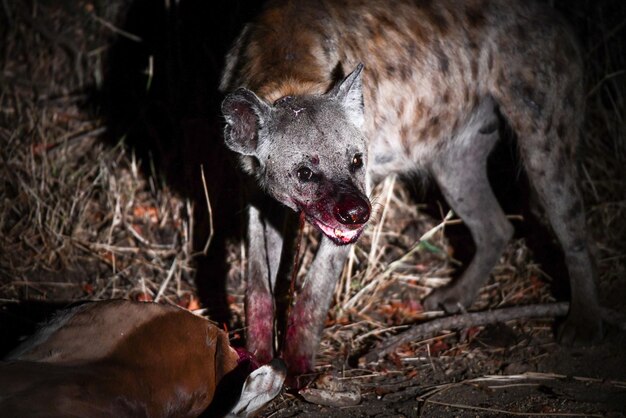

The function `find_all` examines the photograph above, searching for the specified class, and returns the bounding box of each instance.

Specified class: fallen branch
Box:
[362,303,569,363]
[362,302,626,363]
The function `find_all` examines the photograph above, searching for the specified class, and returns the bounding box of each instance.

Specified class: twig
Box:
[471,372,626,389]
[586,70,626,99]
[91,13,142,43]
[154,258,177,303]
[380,210,456,279]
[363,303,626,363]
[199,165,214,255]
[362,303,569,363]
[40,127,107,155]
[365,174,396,279]
[125,223,173,249]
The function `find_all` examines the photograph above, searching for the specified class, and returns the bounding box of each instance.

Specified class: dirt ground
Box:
[1,0,625,417]
[259,330,626,417]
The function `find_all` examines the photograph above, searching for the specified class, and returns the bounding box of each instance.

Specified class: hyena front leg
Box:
[245,204,284,363]
[282,237,350,375]
[424,101,514,312]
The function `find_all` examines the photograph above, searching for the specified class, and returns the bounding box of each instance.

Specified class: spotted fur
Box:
[221,0,602,376]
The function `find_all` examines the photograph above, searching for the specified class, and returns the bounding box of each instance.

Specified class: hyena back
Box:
[220,0,602,375]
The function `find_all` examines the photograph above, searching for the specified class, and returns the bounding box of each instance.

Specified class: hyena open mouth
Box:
[299,191,371,245]
[308,215,366,245]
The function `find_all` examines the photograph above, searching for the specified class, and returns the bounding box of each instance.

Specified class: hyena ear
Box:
[329,63,365,128]
[222,88,271,156]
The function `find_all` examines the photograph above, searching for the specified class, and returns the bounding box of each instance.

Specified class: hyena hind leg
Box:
[516,126,603,345]
[424,100,514,313]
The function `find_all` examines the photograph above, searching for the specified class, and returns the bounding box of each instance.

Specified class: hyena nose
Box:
[334,193,371,225]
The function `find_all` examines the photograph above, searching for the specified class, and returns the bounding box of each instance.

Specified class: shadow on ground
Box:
[101,0,265,326]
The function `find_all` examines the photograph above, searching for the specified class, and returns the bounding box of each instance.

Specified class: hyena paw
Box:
[283,352,312,376]
[423,286,473,313]
[282,335,314,375]
[281,327,317,388]
[558,311,603,346]
[281,347,316,389]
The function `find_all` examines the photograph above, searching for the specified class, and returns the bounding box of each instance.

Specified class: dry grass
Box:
[0,0,624,384]
[578,2,626,295]
[0,1,197,306]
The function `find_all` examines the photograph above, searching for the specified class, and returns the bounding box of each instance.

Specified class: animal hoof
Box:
[557,314,603,346]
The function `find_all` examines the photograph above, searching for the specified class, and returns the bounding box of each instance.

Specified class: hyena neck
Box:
[223,2,342,102]
[255,77,331,103]
[238,33,338,102]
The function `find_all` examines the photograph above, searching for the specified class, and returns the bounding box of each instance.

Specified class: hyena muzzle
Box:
[220,0,603,376]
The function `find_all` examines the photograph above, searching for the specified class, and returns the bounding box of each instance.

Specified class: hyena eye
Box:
[350,153,364,172]
[297,166,314,182]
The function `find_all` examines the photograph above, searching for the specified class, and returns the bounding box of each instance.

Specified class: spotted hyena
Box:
[220,0,602,375]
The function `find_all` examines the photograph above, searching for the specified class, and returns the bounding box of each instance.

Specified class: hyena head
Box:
[222,64,371,245]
